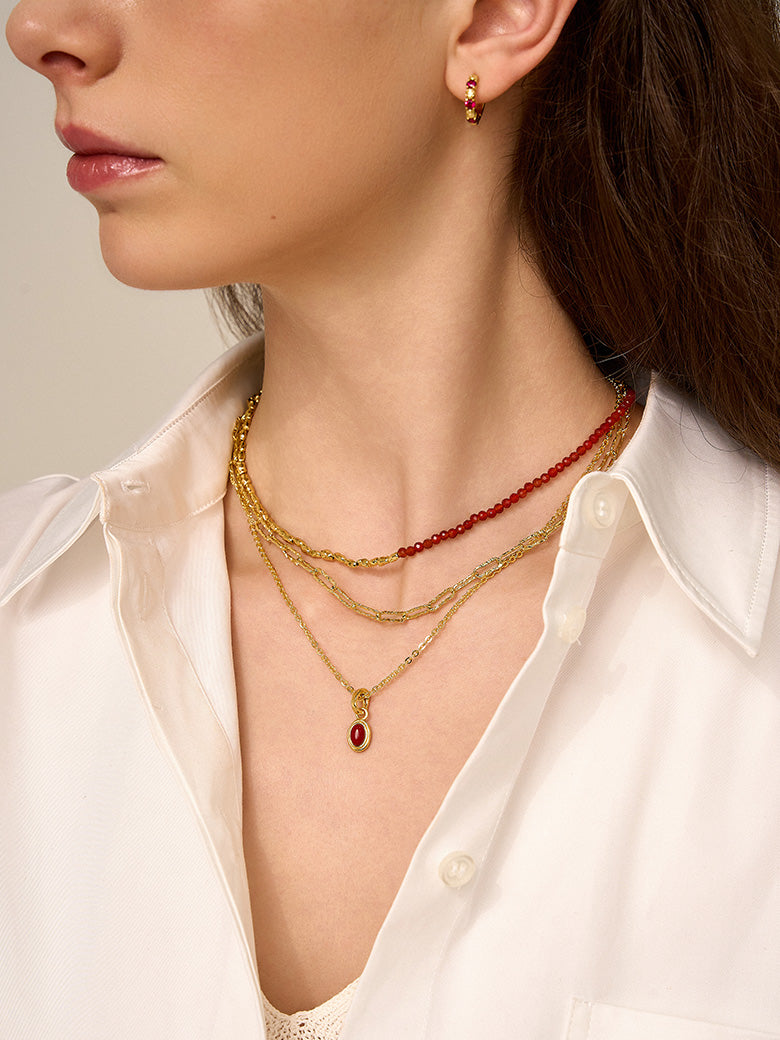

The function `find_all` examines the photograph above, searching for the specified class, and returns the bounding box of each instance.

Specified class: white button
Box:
[438,852,476,889]
[558,606,587,643]
[588,491,617,529]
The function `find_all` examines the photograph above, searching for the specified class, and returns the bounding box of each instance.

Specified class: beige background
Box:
[1,2,228,492]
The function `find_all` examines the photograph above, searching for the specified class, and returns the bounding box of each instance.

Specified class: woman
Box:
[2,0,779,1037]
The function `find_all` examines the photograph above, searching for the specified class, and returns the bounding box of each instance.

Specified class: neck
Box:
[243,140,617,556]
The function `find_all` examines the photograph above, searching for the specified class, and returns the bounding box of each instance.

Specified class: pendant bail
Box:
[348,688,372,752]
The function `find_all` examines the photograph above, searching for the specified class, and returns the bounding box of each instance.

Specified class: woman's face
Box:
[6,0,452,291]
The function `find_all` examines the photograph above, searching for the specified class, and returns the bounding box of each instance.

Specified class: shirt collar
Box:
[2,358,777,657]
[607,376,779,656]
[93,334,262,532]
[0,334,263,605]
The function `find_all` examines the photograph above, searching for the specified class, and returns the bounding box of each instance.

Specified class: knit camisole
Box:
[261,979,359,1040]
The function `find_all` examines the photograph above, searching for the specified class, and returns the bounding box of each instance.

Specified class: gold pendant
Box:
[347,689,372,752]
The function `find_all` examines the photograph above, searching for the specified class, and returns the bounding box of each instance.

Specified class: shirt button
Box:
[438,852,476,889]
[588,491,618,529]
[558,606,587,643]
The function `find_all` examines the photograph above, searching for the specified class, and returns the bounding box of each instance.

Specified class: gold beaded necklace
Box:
[229,397,632,752]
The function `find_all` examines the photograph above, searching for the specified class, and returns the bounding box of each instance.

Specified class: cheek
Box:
[99,0,443,289]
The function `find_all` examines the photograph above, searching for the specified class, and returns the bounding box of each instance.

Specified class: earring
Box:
[465,75,485,125]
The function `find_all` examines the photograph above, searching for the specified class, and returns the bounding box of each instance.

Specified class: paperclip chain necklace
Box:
[229,399,632,752]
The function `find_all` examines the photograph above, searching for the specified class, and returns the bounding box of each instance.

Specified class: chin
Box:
[96,216,233,292]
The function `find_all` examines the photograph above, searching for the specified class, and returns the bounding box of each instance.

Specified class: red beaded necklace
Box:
[396,386,636,558]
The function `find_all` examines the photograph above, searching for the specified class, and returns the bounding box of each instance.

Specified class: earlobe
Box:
[446,0,578,105]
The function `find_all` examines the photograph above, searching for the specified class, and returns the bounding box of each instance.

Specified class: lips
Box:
[57,123,163,193]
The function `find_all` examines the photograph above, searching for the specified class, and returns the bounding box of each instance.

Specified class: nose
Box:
[6,0,121,87]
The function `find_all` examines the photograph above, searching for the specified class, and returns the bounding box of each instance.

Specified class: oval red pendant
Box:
[348,720,371,752]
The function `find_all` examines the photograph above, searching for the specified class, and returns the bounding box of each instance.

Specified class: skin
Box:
[7,0,638,1014]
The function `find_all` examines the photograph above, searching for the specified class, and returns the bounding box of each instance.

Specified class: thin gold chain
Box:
[230,406,627,624]
[228,407,631,700]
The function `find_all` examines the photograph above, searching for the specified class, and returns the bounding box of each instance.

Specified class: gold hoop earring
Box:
[465,75,485,124]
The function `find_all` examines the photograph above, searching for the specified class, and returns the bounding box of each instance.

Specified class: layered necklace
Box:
[229,383,634,752]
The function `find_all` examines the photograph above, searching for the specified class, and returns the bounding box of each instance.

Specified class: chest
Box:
[227,521,558,1014]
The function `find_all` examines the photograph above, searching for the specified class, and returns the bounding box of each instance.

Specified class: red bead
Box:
[350,723,367,749]
[370,390,630,561]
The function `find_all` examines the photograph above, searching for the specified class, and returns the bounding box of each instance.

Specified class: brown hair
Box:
[515,0,780,466]
[215,0,780,466]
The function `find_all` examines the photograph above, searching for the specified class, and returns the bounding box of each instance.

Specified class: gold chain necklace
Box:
[229,401,631,752]
[231,382,631,570]
[229,396,627,624]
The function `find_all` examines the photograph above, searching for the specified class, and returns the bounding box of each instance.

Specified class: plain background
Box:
[1,1,230,492]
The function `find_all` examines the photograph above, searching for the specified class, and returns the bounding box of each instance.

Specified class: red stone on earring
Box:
[465,76,484,125]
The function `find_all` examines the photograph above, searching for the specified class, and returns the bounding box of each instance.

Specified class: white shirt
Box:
[1,335,779,1040]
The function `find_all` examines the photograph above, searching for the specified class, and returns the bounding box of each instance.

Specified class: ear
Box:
[445,0,579,105]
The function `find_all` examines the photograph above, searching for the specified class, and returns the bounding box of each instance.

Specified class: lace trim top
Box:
[261,978,359,1040]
